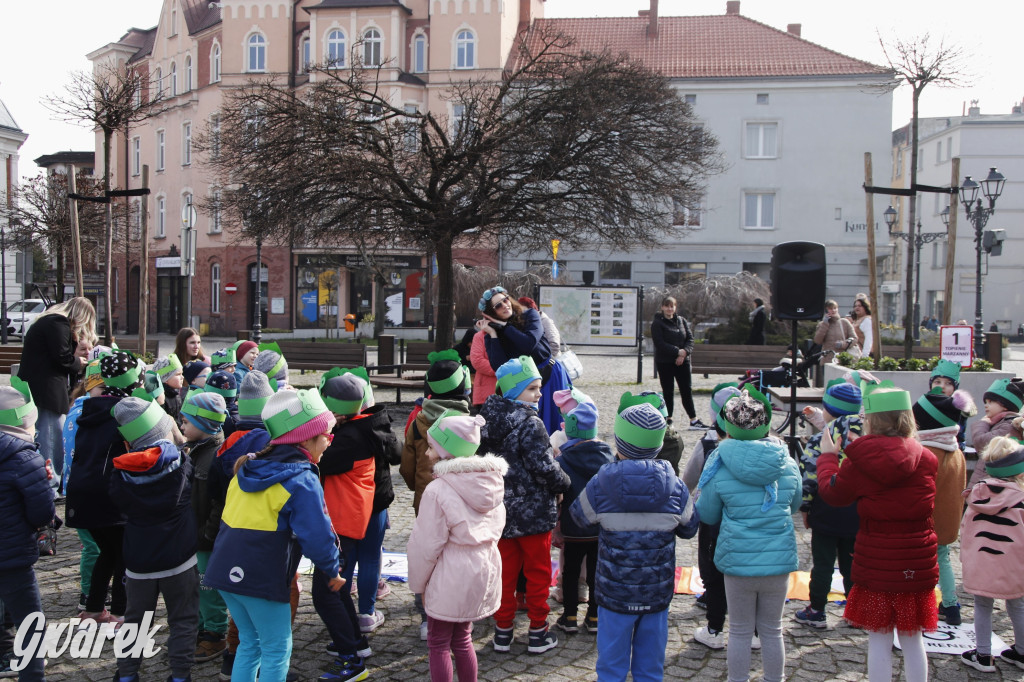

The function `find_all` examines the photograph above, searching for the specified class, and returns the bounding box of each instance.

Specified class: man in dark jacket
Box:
[747,298,767,345]
[0,378,55,680]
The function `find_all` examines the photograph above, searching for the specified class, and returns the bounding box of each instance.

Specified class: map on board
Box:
[538,285,639,347]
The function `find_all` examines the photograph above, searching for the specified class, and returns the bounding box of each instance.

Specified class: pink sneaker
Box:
[77,610,119,625]
[376,578,391,600]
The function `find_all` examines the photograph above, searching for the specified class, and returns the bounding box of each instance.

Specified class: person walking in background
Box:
[651,296,705,430]
[747,298,767,345]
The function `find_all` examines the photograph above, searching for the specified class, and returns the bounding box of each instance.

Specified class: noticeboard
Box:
[538,285,639,347]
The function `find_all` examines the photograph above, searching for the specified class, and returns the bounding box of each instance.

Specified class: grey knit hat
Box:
[0,378,38,443]
[321,372,371,417]
[238,370,274,421]
[113,397,176,451]
[253,351,288,390]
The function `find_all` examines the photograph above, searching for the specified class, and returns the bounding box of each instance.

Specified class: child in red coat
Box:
[817,385,938,682]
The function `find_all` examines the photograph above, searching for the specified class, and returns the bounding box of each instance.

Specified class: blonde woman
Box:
[17,296,96,493]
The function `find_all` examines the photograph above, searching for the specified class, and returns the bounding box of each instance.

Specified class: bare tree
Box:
[879,33,968,359]
[0,171,106,303]
[200,28,722,348]
[43,62,160,343]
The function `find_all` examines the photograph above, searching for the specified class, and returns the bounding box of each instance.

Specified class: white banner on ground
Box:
[893,622,1007,655]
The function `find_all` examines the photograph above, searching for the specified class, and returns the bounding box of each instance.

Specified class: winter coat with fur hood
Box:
[407,454,508,622]
[479,394,570,538]
[961,477,1024,599]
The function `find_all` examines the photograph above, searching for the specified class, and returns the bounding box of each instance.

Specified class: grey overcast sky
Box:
[1,0,1019,182]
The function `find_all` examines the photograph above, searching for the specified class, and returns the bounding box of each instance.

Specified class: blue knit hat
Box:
[496,356,541,401]
[563,402,599,450]
[614,402,666,459]
[182,361,210,387]
[206,369,238,402]
[822,379,862,418]
[182,391,227,435]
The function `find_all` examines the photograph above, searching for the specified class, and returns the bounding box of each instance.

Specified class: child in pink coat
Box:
[407,412,508,682]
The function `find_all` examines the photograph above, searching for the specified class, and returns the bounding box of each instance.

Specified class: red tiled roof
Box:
[521,15,889,79]
[182,0,221,35]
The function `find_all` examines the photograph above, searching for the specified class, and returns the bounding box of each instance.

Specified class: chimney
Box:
[647,0,659,38]
[787,23,801,37]
[968,100,981,117]
[726,1,740,15]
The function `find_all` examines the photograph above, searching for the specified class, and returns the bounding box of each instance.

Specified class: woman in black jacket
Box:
[651,296,706,429]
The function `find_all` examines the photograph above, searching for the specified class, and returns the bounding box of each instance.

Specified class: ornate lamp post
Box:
[884,205,946,340]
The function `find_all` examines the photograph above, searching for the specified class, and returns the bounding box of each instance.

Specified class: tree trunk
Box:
[56,248,65,305]
[435,238,455,350]
[102,131,114,345]
[373,272,386,338]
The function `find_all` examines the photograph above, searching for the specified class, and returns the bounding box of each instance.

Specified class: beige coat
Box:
[407,454,508,623]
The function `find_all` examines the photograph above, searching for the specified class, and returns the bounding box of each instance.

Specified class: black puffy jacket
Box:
[0,433,55,571]
[66,396,127,529]
[651,313,694,365]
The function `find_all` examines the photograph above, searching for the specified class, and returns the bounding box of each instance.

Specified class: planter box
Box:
[822,363,1014,448]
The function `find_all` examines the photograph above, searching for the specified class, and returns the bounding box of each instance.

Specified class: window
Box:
[599,261,631,285]
[184,56,192,91]
[170,7,177,35]
[211,44,221,82]
[182,122,192,165]
[210,113,221,158]
[327,29,346,67]
[156,129,166,170]
[156,195,166,237]
[131,136,141,176]
[455,30,475,68]
[664,262,706,286]
[756,93,769,104]
[936,140,942,163]
[170,62,177,96]
[154,67,163,98]
[451,103,473,138]
[301,37,310,72]
[895,148,903,178]
[404,104,420,151]
[363,28,382,66]
[413,34,426,73]
[745,122,778,158]
[247,33,266,72]
[210,189,222,233]
[131,199,142,240]
[946,136,952,161]
[672,197,702,227]
[684,94,697,105]
[132,83,141,109]
[211,263,221,314]
[744,192,775,229]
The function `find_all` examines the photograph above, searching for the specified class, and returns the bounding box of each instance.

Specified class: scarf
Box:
[748,305,764,323]
[916,425,960,452]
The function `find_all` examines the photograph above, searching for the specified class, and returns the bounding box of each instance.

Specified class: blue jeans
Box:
[36,408,65,491]
[0,567,46,681]
[218,591,292,682]
[340,509,388,615]
[595,606,669,682]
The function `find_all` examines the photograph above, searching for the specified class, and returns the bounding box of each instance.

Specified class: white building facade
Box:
[0,96,29,322]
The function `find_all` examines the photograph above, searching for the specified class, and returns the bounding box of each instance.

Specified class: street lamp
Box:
[884,205,946,340]
[954,167,1006,360]
[239,184,264,344]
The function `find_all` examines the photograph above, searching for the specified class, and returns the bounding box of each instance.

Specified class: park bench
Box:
[688,343,939,379]
[368,342,434,403]
[276,341,367,373]
[0,345,23,374]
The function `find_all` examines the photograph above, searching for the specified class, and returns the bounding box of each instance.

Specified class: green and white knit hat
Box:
[0,377,38,443]
[496,356,541,400]
[426,350,471,397]
[427,411,485,459]
[152,353,183,378]
[263,388,336,444]
[238,370,274,421]
[113,397,175,450]
[319,367,374,416]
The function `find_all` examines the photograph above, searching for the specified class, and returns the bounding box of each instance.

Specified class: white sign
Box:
[939,325,974,367]
[155,256,181,269]
[538,285,639,348]
[271,297,285,315]
[180,204,198,229]
[894,622,1006,656]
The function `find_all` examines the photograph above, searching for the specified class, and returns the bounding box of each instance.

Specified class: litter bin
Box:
[344,313,357,333]
[985,332,1003,370]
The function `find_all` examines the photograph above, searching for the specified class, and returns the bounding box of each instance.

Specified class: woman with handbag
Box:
[651,296,706,429]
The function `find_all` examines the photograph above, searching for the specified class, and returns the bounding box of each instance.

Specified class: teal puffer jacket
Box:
[695,437,801,577]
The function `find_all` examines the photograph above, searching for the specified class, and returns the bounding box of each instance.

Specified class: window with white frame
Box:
[156,129,166,170]
[156,195,166,237]
[301,37,310,72]
[170,7,177,35]
[451,103,466,137]
[664,262,706,286]
[327,29,346,67]
[684,94,697,105]
[210,113,220,158]
[182,122,192,165]
[154,67,163,98]
[131,136,141,176]
[247,33,266,72]
[413,34,426,73]
[936,140,942,163]
[131,199,142,240]
[756,93,769,105]
[211,263,221,313]
[184,55,192,91]
[210,189,222,233]
[455,30,475,68]
[743,191,776,229]
[404,104,420,151]
[672,197,702,227]
[170,62,177,96]
[599,261,631,285]
[745,122,778,158]
[363,28,382,66]
[211,43,221,82]
[132,83,141,109]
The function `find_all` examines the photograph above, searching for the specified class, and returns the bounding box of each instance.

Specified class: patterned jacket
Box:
[962,478,1024,599]
[479,394,570,538]
[571,458,698,614]
[799,415,862,538]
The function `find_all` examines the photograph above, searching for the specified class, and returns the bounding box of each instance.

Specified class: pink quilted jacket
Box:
[961,478,1024,599]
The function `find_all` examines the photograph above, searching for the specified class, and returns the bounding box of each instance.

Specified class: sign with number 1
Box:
[939,325,974,367]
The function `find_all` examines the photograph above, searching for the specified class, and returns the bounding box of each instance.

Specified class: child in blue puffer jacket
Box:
[696,388,801,682]
[571,397,699,682]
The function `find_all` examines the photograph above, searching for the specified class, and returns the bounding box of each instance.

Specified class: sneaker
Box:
[794,606,828,629]
[961,649,996,673]
[527,624,558,654]
[695,593,707,610]
[555,614,578,634]
[78,593,88,612]
[419,621,428,641]
[578,584,589,603]
[218,651,235,681]
[693,625,725,650]
[583,614,598,635]
[195,632,227,662]
[165,676,192,682]
[358,611,385,634]
[689,418,710,431]
[551,585,563,603]
[77,609,119,625]
[1001,644,1024,670]
[376,578,391,600]
[751,633,761,650]
[319,656,368,681]
[493,625,514,652]
[355,639,373,660]
[939,602,962,626]
[326,640,339,657]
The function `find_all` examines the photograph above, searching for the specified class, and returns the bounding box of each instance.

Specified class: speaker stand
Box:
[785,319,801,460]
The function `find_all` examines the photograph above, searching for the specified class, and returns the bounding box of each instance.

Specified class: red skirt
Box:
[843,585,938,635]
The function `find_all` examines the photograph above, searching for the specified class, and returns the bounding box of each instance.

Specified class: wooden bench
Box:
[0,345,23,374]
[690,344,790,378]
[276,341,367,373]
[368,342,434,403]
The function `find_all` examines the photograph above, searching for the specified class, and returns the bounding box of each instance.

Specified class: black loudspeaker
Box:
[771,242,826,320]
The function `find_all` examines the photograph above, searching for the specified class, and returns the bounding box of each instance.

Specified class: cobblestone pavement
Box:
[22,346,1024,680]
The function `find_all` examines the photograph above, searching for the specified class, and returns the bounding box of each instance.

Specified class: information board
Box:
[538,285,639,347]
[939,325,974,367]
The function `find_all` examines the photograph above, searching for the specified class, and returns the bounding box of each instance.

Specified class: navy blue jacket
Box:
[571,458,698,614]
[0,433,55,571]
[557,439,615,540]
[110,441,197,576]
[65,396,128,529]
